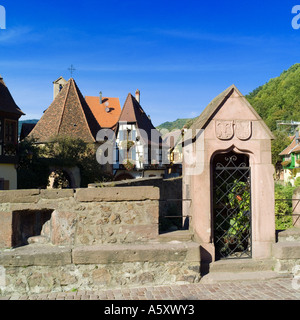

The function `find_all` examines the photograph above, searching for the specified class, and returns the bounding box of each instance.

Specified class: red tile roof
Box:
[85,96,121,129]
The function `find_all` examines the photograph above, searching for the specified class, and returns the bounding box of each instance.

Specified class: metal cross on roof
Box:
[68,64,76,77]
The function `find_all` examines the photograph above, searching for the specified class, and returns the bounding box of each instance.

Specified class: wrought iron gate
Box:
[213,152,252,259]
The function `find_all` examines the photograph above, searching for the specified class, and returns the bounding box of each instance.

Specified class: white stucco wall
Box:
[0,163,17,190]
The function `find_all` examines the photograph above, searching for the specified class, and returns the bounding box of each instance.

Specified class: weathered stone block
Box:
[117,225,158,242]
[72,242,200,264]
[0,212,12,248]
[278,227,300,242]
[40,189,75,200]
[0,190,40,204]
[75,186,160,202]
[0,244,72,266]
[92,267,111,285]
[48,211,77,246]
[272,242,300,259]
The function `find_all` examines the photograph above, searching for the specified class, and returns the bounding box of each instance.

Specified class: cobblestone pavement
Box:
[0,278,300,300]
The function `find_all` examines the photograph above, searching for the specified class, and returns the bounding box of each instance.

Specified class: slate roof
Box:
[20,123,36,141]
[85,96,121,129]
[28,78,100,143]
[0,75,25,117]
[190,84,274,140]
[118,93,162,147]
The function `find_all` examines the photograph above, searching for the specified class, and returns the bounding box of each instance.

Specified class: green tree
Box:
[17,138,49,189]
[271,130,291,178]
[246,64,300,132]
[17,136,112,189]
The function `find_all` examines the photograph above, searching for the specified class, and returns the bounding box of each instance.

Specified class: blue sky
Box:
[0,0,300,126]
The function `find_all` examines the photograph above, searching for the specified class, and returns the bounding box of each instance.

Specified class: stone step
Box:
[272,241,300,260]
[277,227,300,242]
[0,241,201,267]
[73,241,200,264]
[200,271,292,284]
[209,258,276,273]
[157,230,193,243]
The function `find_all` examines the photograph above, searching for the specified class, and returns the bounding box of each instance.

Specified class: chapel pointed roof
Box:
[0,74,25,117]
[190,84,274,139]
[28,78,100,143]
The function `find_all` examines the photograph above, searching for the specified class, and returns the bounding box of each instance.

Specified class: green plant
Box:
[226,180,251,242]
[214,179,251,256]
[275,183,295,230]
[295,176,300,187]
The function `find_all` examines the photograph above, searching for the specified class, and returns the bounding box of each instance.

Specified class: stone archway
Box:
[48,166,81,189]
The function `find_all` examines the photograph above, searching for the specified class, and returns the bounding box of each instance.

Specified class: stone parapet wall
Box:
[88,176,182,201]
[0,242,201,295]
[0,186,160,248]
[0,187,202,295]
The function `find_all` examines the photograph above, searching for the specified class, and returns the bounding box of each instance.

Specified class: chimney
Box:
[296,130,300,143]
[100,91,103,104]
[135,89,140,104]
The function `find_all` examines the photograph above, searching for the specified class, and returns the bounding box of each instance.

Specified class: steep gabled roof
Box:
[0,75,25,117]
[118,93,162,146]
[85,96,121,128]
[190,84,274,139]
[28,78,100,143]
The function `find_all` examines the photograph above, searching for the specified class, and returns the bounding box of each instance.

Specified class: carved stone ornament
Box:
[235,120,252,140]
[215,120,234,140]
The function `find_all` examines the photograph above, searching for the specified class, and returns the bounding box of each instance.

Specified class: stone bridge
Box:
[0,186,200,294]
[0,186,300,295]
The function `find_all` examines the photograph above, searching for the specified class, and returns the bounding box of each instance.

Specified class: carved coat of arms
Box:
[235,120,252,140]
[215,121,234,140]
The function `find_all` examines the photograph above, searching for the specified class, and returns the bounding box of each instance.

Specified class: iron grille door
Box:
[213,153,252,259]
